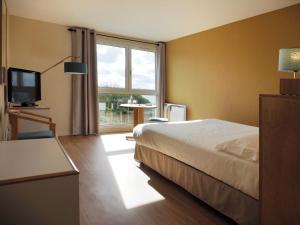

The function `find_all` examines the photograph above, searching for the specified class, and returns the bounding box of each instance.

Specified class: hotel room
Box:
[0,0,300,225]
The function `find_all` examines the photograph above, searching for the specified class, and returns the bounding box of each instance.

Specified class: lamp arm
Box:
[41,55,80,75]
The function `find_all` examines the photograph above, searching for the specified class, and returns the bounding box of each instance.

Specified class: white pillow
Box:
[215,134,259,162]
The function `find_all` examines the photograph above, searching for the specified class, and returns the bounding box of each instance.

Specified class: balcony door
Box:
[97,37,159,132]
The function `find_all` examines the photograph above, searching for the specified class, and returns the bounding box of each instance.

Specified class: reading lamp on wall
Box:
[41,56,87,75]
[278,48,300,96]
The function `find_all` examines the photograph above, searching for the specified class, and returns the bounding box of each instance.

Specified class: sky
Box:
[97,44,155,90]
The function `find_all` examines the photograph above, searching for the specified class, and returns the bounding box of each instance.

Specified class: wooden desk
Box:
[9,106,50,110]
[0,138,79,225]
[120,104,157,127]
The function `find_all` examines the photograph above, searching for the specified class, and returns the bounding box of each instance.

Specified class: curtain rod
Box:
[68,28,159,46]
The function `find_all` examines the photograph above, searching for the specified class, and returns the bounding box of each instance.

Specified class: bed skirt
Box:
[134,144,259,225]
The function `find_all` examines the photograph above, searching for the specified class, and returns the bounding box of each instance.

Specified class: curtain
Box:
[71,27,99,135]
[157,42,166,117]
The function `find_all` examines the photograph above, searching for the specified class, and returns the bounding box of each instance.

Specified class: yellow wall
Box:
[166,4,300,126]
[9,15,72,135]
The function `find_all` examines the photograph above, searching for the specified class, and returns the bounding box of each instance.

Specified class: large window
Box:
[97,37,158,131]
[131,49,156,90]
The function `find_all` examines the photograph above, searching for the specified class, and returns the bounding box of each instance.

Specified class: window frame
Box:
[96,36,160,131]
[97,36,158,96]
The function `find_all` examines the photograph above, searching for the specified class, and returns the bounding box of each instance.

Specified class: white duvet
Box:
[133,119,259,199]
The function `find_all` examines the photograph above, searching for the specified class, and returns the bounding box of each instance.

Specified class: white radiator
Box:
[164,103,186,122]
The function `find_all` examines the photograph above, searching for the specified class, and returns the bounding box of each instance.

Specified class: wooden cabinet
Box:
[259,95,300,225]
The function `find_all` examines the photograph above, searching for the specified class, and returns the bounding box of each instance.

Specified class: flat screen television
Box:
[7,67,41,106]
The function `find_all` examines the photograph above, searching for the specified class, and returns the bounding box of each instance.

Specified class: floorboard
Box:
[59,133,236,225]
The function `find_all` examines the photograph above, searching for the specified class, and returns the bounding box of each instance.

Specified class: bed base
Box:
[134,144,259,225]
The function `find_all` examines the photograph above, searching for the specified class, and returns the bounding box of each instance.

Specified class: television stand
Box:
[20,102,38,107]
[9,105,49,110]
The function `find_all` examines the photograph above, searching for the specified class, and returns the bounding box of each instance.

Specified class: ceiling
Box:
[7,0,300,42]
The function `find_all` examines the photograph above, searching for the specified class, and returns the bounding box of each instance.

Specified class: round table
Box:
[120,104,157,127]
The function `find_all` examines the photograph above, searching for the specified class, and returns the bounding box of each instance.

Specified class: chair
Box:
[8,110,56,140]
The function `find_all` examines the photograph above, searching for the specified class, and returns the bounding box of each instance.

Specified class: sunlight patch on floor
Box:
[100,133,136,152]
[102,132,165,209]
[108,152,165,209]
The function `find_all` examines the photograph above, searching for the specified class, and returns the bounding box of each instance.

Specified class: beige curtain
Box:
[71,28,99,135]
[157,42,166,117]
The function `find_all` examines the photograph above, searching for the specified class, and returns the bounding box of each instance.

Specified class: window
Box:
[97,37,159,131]
[131,49,156,90]
[97,45,126,89]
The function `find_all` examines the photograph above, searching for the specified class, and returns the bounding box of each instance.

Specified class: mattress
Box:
[133,119,259,199]
[135,145,259,225]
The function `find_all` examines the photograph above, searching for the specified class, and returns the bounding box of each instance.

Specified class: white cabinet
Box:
[0,138,79,225]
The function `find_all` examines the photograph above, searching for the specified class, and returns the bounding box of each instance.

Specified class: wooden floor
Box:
[59,133,236,225]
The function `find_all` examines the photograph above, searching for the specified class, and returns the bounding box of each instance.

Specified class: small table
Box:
[120,104,157,127]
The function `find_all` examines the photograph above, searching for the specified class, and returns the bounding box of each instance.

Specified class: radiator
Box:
[164,103,186,122]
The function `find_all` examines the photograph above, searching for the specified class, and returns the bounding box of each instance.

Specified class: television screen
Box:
[8,68,41,105]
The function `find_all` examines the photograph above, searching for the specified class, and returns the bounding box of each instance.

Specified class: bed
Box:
[133,119,259,225]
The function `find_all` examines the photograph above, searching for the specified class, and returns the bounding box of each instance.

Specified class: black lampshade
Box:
[64,62,87,74]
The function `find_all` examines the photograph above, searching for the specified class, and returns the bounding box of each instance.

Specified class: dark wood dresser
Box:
[259,94,300,225]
